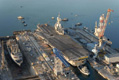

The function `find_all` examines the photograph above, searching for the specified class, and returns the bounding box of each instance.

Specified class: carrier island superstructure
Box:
[34,14,89,67]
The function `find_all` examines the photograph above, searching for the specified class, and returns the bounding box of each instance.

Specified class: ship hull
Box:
[63,55,86,66]
[36,24,89,67]
[77,66,90,76]
[7,45,23,66]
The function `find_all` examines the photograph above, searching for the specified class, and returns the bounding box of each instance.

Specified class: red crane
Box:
[98,9,113,39]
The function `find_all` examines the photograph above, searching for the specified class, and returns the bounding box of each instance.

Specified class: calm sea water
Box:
[0,0,119,80]
[0,0,119,48]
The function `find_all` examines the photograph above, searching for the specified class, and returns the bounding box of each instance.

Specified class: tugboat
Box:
[6,39,23,66]
[75,23,82,26]
[78,65,90,76]
[62,18,68,21]
[24,24,27,26]
[52,17,55,20]
[17,16,24,19]
[22,21,25,23]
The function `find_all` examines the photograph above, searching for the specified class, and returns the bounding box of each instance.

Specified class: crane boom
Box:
[99,9,113,39]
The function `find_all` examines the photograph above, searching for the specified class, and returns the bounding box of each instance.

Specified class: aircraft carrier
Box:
[34,15,89,67]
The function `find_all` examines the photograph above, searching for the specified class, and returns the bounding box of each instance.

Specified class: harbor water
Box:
[72,62,107,80]
[0,0,119,80]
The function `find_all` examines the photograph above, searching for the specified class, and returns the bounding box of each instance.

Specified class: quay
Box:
[13,30,31,35]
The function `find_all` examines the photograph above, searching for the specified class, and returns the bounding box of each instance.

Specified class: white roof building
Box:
[104,53,119,63]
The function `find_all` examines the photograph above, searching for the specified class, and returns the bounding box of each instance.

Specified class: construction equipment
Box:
[99,9,114,39]
[92,9,113,59]
[94,9,113,47]
[94,9,113,39]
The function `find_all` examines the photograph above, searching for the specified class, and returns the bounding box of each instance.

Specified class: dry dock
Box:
[0,35,41,80]
[15,31,80,80]
[0,41,13,80]
[16,33,56,80]
[0,29,80,80]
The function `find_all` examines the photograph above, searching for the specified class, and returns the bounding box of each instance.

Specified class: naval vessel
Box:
[78,65,90,76]
[6,39,23,66]
[34,14,89,67]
